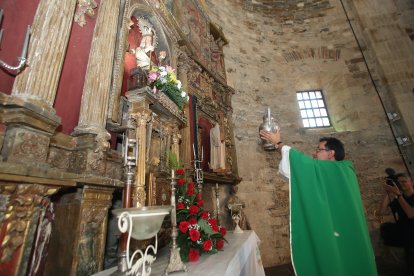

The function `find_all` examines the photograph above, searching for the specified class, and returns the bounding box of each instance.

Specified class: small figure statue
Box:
[209,122,226,171]
[210,35,225,75]
[226,186,251,231]
[134,17,157,70]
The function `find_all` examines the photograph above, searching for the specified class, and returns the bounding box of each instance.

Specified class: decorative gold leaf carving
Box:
[0,184,58,263]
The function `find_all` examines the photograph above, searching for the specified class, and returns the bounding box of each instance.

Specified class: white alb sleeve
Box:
[278,145,291,180]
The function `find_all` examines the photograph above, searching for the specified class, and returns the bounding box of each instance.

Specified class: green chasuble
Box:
[289,148,377,276]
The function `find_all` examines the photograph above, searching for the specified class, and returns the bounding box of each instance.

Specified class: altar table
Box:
[94,230,265,276]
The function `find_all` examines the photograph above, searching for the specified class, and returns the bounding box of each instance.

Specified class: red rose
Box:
[176,202,185,209]
[176,168,185,175]
[189,205,198,214]
[179,221,190,233]
[197,199,204,206]
[188,182,195,190]
[219,226,227,236]
[188,217,197,224]
[177,178,186,185]
[211,224,219,232]
[189,229,200,241]
[208,218,217,226]
[189,248,200,262]
[196,193,202,200]
[186,188,194,196]
[203,239,213,251]
[201,211,209,220]
[216,239,224,249]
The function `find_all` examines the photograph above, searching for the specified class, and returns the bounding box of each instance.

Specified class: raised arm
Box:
[259,129,281,146]
[383,183,414,219]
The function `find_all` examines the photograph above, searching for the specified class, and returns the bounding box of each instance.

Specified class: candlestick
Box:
[0,16,31,73]
[165,167,186,274]
[215,183,220,223]
[192,144,196,160]
[170,169,177,227]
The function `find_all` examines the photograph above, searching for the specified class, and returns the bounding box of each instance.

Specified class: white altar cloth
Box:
[94,230,265,276]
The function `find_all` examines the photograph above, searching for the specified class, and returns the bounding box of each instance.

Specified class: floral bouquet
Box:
[174,168,227,262]
[148,65,189,110]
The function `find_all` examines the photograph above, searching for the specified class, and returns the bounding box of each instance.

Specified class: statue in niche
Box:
[226,185,251,231]
[209,120,226,171]
[210,35,225,76]
[125,16,168,90]
[132,17,158,70]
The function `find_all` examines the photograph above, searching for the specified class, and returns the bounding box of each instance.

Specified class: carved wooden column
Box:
[11,0,77,112]
[177,57,192,166]
[162,125,172,170]
[73,0,120,140]
[1,0,77,164]
[132,112,149,208]
[0,183,60,276]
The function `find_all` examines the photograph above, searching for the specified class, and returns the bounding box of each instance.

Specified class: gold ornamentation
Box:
[94,131,111,153]
[47,148,71,169]
[133,186,147,208]
[69,151,87,173]
[14,132,49,162]
[75,187,113,275]
[74,0,98,27]
[87,151,106,175]
[0,184,59,263]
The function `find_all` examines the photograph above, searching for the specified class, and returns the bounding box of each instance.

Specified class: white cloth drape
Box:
[93,231,265,276]
[278,145,291,179]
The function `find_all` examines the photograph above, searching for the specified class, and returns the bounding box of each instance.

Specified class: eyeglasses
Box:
[315,147,330,152]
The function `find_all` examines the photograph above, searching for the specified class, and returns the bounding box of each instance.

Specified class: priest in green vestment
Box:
[260,130,377,276]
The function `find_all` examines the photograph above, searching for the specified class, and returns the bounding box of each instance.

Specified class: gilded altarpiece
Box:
[102,0,240,233]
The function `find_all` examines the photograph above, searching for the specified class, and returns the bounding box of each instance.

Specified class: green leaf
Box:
[197,219,214,235]
[167,150,181,170]
[210,233,224,239]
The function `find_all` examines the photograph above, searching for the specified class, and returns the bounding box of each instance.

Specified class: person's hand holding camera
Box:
[383,182,402,198]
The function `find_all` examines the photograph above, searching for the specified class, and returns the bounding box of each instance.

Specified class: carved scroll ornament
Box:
[74,0,98,27]
[0,184,58,263]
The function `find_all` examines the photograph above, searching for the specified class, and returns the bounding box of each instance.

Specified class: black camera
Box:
[385,168,402,189]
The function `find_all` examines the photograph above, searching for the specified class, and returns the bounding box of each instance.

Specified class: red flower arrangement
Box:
[175,168,227,262]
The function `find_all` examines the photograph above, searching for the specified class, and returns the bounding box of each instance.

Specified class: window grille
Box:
[296,90,331,128]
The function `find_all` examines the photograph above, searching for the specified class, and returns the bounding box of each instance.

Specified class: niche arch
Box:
[107,1,174,125]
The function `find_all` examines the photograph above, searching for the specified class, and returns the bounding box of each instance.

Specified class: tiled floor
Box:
[264,256,408,276]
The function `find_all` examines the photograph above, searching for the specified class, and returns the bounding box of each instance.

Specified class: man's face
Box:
[397,176,414,193]
[312,141,335,161]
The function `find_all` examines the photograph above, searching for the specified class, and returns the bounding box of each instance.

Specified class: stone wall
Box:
[206,0,411,267]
